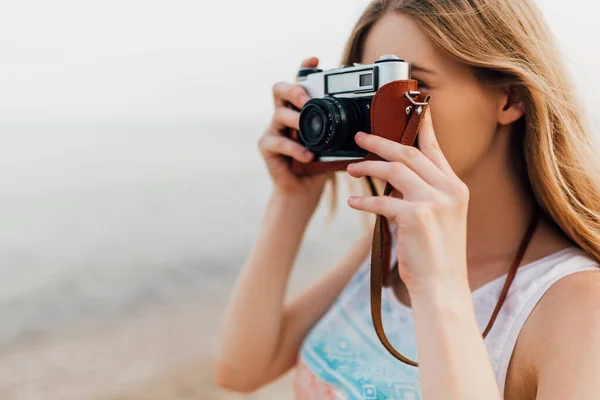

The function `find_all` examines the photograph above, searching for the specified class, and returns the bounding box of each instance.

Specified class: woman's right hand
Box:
[259,57,332,204]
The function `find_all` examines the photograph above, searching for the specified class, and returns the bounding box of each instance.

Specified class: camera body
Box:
[286,54,427,176]
[295,54,411,160]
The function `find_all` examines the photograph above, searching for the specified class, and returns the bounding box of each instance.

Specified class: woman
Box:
[214,0,600,398]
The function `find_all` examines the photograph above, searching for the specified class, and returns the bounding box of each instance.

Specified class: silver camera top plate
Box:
[296,54,411,99]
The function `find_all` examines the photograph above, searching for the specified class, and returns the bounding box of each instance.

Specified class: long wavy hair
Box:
[324,0,600,261]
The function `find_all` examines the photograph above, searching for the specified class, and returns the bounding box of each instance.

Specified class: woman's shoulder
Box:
[526,247,600,324]
[530,255,600,338]
[514,247,600,391]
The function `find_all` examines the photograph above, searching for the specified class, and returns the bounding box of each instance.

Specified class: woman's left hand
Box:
[346,107,470,296]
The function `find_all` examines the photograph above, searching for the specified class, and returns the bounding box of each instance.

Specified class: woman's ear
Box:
[498,85,525,126]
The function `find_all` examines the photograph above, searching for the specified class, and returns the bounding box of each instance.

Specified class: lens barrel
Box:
[298,96,369,152]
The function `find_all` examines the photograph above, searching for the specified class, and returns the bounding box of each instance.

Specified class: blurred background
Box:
[0,0,598,399]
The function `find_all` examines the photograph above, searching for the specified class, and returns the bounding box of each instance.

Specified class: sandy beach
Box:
[0,214,363,400]
[0,284,294,400]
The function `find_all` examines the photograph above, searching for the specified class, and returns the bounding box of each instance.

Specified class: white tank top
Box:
[294,233,600,399]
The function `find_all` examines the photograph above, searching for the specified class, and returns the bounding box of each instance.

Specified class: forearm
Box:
[216,192,315,380]
[411,281,502,400]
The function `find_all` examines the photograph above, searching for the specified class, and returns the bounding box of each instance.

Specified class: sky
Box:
[0,0,598,123]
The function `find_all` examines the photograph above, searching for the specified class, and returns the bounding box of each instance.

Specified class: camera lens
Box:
[298,104,327,148]
[298,96,369,152]
[305,111,324,139]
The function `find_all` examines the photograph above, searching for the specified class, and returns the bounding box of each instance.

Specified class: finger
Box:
[353,131,448,188]
[347,195,410,219]
[259,134,314,163]
[272,81,311,110]
[273,107,300,131]
[417,107,455,177]
[347,160,433,201]
[300,56,319,68]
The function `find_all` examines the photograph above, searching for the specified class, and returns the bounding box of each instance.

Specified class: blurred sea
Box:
[0,119,363,349]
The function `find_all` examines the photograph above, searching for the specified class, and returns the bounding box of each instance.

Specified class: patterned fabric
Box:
[293,234,599,400]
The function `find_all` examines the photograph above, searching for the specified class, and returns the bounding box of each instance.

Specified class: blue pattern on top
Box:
[298,257,423,400]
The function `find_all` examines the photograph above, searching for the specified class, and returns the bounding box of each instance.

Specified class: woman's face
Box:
[360,12,512,180]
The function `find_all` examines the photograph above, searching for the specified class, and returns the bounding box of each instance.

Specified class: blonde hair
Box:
[325,0,600,261]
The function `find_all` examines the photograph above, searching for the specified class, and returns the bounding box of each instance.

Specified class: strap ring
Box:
[405,91,430,106]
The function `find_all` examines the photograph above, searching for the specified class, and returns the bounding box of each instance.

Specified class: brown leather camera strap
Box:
[367,120,542,367]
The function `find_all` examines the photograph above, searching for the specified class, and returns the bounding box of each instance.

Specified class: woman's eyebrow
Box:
[411,63,436,75]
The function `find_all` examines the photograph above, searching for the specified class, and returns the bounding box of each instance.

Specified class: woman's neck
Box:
[461,134,573,292]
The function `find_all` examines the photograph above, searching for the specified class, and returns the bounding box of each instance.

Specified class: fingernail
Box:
[304,150,313,159]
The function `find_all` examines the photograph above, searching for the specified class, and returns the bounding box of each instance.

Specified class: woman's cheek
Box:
[425,96,483,177]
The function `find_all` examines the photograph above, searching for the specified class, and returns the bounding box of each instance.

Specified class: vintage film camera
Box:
[287,54,429,175]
